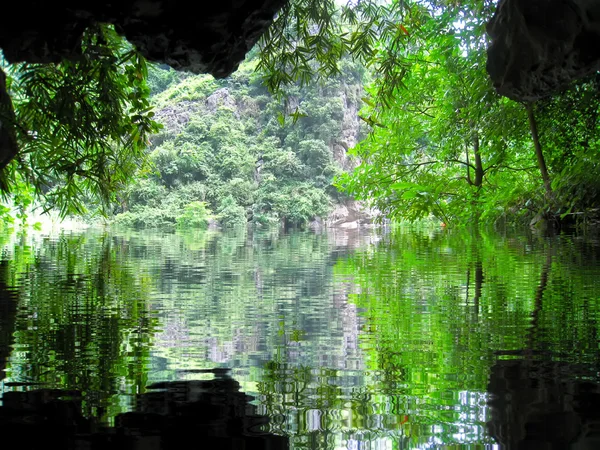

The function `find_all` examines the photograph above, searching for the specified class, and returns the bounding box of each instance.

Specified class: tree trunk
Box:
[526,102,552,198]
[0,261,18,383]
[466,130,484,188]
[473,131,484,187]
[526,252,552,352]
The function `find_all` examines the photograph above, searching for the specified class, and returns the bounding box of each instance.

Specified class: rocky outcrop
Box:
[0,1,287,78]
[153,101,203,136]
[205,88,239,116]
[327,201,379,228]
[487,0,600,101]
[2,1,599,107]
[152,88,241,138]
[326,83,380,228]
[332,84,362,172]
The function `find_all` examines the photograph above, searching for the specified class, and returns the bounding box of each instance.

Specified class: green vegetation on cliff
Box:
[112,57,367,229]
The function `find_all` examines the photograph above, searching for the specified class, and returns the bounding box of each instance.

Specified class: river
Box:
[0,226,598,449]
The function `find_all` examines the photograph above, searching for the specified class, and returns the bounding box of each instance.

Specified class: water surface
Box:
[0,227,599,449]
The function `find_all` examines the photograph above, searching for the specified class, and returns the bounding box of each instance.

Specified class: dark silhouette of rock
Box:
[487,356,600,449]
[0,371,288,450]
[0,1,287,78]
[487,0,600,101]
[2,0,598,101]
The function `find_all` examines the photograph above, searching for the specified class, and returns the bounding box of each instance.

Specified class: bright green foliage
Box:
[176,201,212,228]
[333,2,600,227]
[2,24,160,218]
[533,81,600,221]
[335,7,523,225]
[114,55,367,229]
[258,0,430,105]
[217,195,247,228]
[0,0,595,227]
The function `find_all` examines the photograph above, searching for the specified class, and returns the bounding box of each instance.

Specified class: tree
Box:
[334,3,540,225]
[0,0,595,226]
[1,24,160,217]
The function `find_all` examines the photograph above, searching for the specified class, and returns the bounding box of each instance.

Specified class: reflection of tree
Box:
[2,226,600,449]
[0,260,18,382]
[3,232,157,421]
[150,229,363,374]
[333,228,600,447]
[466,259,483,315]
[2,228,365,432]
[487,246,600,449]
[488,246,600,450]
[527,252,552,352]
[258,360,373,450]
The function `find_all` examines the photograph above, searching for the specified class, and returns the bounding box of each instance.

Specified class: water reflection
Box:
[0,227,599,448]
[0,260,18,383]
[487,247,600,449]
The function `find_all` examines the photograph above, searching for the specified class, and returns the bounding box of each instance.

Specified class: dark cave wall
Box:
[3,1,600,100]
[487,0,600,102]
[0,0,287,78]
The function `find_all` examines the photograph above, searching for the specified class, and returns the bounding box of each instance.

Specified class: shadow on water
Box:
[487,357,600,449]
[0,370,288,449]
[486,250,600,449]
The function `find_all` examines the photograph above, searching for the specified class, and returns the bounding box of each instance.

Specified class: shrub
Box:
[176,201,212,229]
[112,208,177,230]
[217,195,247,228]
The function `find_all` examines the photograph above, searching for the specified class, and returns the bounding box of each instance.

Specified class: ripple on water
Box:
[0,228,599,449]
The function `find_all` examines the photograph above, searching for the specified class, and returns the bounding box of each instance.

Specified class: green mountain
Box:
[113,56,369,230]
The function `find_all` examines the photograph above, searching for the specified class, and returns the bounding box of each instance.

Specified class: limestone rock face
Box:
[487,0,600,102]
[0,0,287,78]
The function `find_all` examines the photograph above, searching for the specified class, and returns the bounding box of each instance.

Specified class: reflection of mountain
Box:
[487,357,600,449]
[149,231,366,373]
[0,373,288,449]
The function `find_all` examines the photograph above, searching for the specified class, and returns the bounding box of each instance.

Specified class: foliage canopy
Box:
[1,24,160,218]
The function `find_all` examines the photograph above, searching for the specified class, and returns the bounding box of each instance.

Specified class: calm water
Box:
[0,226,599,449]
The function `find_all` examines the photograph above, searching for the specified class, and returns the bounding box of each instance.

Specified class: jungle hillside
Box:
[111,54,369,230]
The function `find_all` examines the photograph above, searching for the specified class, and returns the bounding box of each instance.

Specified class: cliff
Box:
[114,57,371,229]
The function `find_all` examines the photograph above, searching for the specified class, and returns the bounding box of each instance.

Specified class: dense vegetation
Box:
[0,25,159,220]
[1,0,599,229]
[112,56,367,230]
[332,3,600,229]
